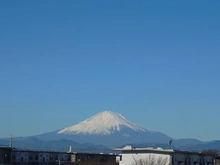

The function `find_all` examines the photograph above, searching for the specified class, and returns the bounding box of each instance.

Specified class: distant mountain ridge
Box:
[1,137,220,152]
[0,137,111,153]
[1,111,220,151]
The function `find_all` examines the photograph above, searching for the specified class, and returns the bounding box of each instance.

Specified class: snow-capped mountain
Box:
[58,111,147,135]
[4,111,219,151]
[36,111,172,147]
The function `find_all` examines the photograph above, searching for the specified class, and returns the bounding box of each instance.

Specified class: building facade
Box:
[0,147,12,165]
[11,149,118,165]
[115,145,216,165]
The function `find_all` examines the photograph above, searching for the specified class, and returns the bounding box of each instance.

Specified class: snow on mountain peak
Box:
[58,110,147,135]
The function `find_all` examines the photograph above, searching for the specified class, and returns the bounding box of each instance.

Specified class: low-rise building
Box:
[11,150,72,165]
[72,152,118,164]
[0,146,12,165]
[115,145,216,165]
[11,149,118,165]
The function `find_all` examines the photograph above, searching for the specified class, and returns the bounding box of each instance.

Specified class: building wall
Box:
[172,153,203,165]
[12,150,71,165]
[0,147,12,165]
[118,149,216,165]
[28,151,39,163]
[15,151,29,162]
[119,153,171,165]
[39,152,50,162]
[11,150,118,165]
[73,153,117,164]
[203,155,214,165]
[172,153,187,165]
[58,153,68,162]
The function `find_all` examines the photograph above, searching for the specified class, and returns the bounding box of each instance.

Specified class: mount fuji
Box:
[35,111,172,147]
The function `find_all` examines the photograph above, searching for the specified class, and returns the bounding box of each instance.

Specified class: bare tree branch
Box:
[132,154,169,165]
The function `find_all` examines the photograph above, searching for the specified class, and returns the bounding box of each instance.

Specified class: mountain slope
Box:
[58,111,147,135]
[173,138,204,147]
[0,137,110,153]
[36,111,172,147]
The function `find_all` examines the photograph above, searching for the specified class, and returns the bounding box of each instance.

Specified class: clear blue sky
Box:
[0,1,220,141]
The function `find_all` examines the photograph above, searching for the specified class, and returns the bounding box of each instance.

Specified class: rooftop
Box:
[114,145,174,153]
[0,146,12,150]
[114,145,216,156]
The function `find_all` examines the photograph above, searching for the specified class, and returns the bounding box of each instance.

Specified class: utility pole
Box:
[9,135,13,148]
[9,135,13,165]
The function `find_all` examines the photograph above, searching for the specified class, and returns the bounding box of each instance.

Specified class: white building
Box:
[115,145,215,165]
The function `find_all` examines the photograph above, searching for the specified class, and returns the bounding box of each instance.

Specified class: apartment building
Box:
[11,149,118,165]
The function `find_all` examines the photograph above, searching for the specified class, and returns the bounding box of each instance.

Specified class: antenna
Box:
[168,140,172,149]
[9,135,13,148]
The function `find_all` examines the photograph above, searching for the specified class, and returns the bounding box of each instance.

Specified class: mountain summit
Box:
[36,111,172,147]
[58,111,146,135]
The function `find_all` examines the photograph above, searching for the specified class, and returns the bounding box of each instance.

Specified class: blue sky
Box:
[0,1,220,141]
